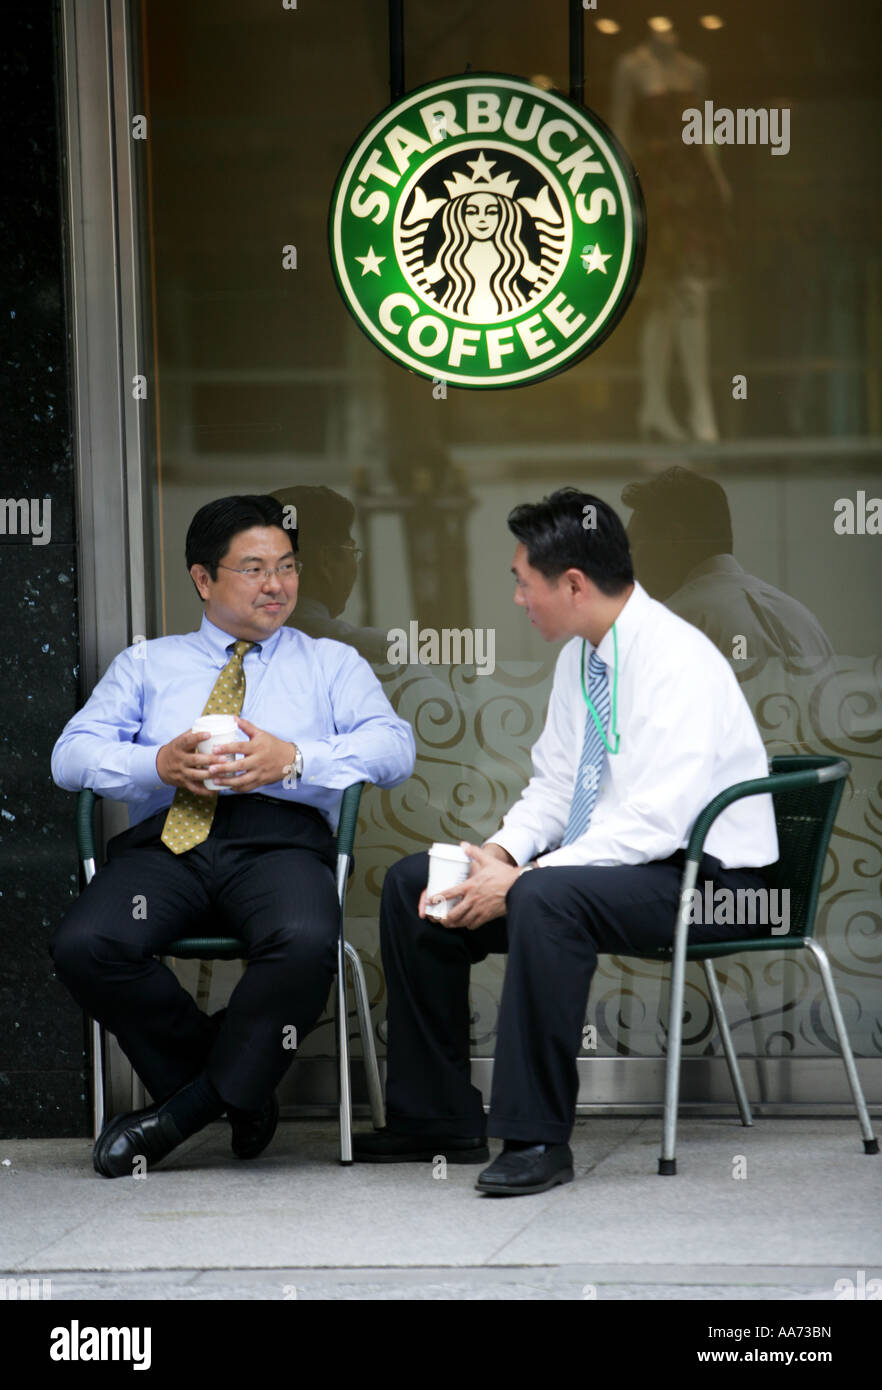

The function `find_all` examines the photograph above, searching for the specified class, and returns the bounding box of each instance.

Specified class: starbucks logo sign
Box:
[329,74,645,388]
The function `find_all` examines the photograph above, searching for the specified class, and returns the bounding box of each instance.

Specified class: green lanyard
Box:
[580,622,620,755]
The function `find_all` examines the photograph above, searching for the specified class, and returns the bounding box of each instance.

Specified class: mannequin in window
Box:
[612,21,730,444]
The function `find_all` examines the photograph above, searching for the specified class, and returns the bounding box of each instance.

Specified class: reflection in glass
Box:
[612,21,729,443]
[272,484,389,663]
[623,466,835,679]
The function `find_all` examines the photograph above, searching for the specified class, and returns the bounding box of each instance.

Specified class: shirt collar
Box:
[679,553,744,584]
[594,580,650,669]
[198,613,282,666]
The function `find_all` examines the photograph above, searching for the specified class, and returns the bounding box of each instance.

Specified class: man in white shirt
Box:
[355,489,777,1195]
[622,466,834,680]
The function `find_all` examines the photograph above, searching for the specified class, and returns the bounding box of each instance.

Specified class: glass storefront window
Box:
[130,1,880,1082]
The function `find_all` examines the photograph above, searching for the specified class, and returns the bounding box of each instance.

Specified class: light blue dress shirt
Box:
[51,614,415,830]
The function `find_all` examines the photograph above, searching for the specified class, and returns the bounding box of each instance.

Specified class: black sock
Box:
[226,1099,262,1120]
[503,1139,548,1153]
[159,1073,226,1140]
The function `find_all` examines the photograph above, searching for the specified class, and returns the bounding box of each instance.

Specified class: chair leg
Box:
[92,1018,105,1141]
[196,958,213,1010]
[660,860,700,1174]
[344,941,386,1130]
[702,960,753,1127]
[335,851,355,1164]
[336,925,353,1164]
[803,940,879,1154]
[93,1018,145,1128]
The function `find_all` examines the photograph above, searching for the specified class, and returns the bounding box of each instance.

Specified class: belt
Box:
[244,792,329,827]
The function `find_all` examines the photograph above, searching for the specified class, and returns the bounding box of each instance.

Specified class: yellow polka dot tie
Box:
[161,639,255,855]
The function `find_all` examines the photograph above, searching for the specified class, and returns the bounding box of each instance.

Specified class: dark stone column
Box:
[0,1,89,1137]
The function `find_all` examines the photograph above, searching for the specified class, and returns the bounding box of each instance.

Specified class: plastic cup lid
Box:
[429,843,471,862]
[193,715,239,732]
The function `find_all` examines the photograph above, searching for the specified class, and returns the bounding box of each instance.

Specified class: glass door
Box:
[115,0,881,1108]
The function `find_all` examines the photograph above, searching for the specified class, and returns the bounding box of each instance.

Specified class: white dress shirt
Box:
[486,581,778,870]
[665,554,835,676]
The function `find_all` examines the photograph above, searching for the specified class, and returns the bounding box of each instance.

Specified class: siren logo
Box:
[329,74,645,388]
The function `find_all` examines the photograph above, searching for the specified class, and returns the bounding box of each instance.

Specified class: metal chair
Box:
[77,783,385,1163]
[631,755,878,1174]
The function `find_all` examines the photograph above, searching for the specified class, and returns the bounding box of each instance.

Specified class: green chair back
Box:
[759,755,848,942]
[622,754,849,964]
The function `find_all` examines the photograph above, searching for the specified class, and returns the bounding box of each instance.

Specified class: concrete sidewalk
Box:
[2,1117,879,1300]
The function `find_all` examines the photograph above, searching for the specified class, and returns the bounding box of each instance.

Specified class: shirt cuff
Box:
[292,737,329,787]
[484,828,537,868]
[130,744,168,792]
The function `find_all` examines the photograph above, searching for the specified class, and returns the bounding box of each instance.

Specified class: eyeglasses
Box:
[217,560,303,584]
[330,543,363,561]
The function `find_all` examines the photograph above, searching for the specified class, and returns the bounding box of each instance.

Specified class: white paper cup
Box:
[425,843,472,920]
[192,715,242,791]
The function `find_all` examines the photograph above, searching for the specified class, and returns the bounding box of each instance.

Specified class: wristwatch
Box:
[281,744,303,784]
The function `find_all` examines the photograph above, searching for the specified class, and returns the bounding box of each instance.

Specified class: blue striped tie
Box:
[561,650,610,846]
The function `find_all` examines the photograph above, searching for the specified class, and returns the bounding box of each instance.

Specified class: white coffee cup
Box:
[425,843,472,920]
[192,714,243,791]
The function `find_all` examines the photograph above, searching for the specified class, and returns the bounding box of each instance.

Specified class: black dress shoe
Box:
[93,1104,185,1179]
[475,1143,574,1196]
[227,1093,280,1160]
[353,1128,489,1163]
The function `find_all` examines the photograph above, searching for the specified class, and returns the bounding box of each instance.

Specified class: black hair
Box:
[507,488,634,596]
[185,494,296,581]
[270,485,354,556]
[621,466,733,552]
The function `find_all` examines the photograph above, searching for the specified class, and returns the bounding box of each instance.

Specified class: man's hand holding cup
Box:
[421,840,521,931]
[155,728,221,797]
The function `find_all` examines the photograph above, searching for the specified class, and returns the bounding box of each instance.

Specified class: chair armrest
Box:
[683,758,851,865]
[77,788,99,863]
[336,782,365,858]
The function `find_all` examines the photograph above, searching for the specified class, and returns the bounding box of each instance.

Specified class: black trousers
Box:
[380,850,768,1144]
[51,795,340,1111]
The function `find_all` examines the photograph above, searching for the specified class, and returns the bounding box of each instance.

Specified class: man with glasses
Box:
[51,494,414,1178]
